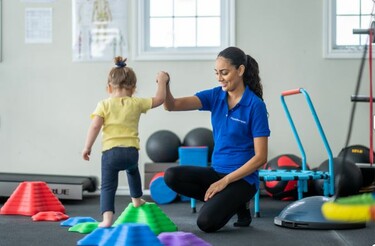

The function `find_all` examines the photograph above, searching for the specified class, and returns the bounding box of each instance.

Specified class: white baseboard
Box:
[85,186,150,196]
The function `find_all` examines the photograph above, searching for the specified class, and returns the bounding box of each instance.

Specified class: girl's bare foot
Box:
[98,211,113,228]
[98,221,112,228]
[132,198,146,207]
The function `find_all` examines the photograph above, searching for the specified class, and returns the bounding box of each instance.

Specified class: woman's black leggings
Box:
[164,166,257,233]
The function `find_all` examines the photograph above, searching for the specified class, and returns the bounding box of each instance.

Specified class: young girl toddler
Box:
[82,56,169,227]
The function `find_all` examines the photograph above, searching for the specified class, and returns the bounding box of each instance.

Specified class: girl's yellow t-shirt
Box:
[91,97,152,151]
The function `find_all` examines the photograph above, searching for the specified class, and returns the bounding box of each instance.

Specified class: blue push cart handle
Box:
[280,88,335,196]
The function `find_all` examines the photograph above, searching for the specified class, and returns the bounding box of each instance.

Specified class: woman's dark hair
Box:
[217,47,263,100]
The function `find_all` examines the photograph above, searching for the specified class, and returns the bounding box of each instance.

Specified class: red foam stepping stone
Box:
[32,211,69,221]
[0,181,65,216]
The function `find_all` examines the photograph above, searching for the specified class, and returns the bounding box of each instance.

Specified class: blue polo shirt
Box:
[196,86,270,188]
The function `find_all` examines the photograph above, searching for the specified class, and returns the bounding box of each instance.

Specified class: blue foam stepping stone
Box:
[78,223,163,246]
[77,227,114,245]
[60,216,97,227]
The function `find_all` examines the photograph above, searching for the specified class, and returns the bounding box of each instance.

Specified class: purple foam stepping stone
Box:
[158,231,212,246]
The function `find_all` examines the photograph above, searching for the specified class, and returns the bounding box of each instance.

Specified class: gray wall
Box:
[0,0,370,193]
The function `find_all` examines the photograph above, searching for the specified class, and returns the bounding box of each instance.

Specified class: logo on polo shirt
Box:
[230,116,246,124]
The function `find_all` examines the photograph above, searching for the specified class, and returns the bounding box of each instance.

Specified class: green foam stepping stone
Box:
[68,222,100,234]
[113,202,178,235]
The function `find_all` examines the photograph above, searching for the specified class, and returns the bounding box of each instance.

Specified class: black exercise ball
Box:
[146,130,181,163]
[338,145,375,187]
[314,157,363,197]
[183,128,214,162]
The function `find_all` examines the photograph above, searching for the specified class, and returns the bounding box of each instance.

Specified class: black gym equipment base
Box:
[0,173,97,200]
[274,196,366,229]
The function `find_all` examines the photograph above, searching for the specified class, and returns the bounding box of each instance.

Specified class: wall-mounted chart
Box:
[72,0,128,62]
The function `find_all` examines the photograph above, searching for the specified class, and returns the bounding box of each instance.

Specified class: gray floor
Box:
[0,195,374,246]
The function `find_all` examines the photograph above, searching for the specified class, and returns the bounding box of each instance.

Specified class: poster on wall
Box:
[25,8,53,44]
[72,0,128,62]
[21,0,56,2]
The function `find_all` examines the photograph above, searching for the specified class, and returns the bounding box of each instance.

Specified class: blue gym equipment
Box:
[266,88,365,229]
[254,88,334,217]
